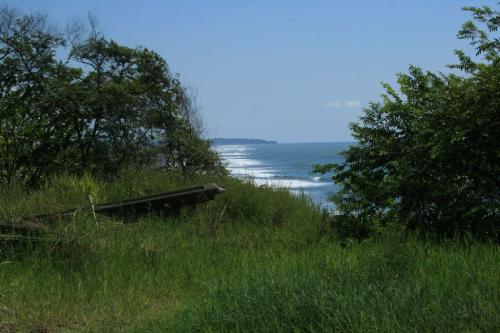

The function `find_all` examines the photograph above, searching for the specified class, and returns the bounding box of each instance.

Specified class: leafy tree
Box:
[0,7,78,186]
[132,47,223,173]
[0,7,223,187]
[67,18,223,175]
[68,28,151,174]
[316,5,499,239]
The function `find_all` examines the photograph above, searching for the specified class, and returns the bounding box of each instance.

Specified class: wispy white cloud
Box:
[323,101,342,109]
[323,100,362,109]
[345,100,361,108]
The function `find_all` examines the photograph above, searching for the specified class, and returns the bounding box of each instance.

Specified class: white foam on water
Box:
[216,144,268,175]
[216,144,330,191]
[251,177,330,189]
[214,145,251,155]
[229,168,277,179]
[222,153,247,158]
[226,158,262,168]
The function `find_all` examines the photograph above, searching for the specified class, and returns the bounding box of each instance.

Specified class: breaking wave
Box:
[215,144,331,190]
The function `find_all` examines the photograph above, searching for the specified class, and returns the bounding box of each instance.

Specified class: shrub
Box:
[316,5,500,239]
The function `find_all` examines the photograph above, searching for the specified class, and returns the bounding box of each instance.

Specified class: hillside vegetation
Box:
[0,169,498,332]
[0,4,499,333]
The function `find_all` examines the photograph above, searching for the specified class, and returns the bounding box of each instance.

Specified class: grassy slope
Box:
[0,169,498,332]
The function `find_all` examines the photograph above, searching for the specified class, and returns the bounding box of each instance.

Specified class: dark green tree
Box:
[68,18,223,175]
[316,5,499,239]
[69,29,150,174]
[133,47,223,173]
[0,7,80,186]
[0,7,223,187]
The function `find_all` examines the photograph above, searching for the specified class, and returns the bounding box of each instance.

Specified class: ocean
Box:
[214,142,352,208]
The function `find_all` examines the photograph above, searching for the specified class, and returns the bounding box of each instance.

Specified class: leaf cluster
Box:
[317,5,500,239]
[0,7,223,187]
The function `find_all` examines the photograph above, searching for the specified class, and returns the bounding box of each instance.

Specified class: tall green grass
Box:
[0,169,498,332]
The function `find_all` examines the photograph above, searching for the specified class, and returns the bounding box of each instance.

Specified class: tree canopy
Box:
[0,7,222,187]
[316,5,499,239]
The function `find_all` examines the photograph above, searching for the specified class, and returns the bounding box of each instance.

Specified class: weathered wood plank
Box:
[0,219,48,233]
[0,183,225,232]
[92,183,225,217]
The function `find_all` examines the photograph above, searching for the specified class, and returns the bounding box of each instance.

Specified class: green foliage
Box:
[0,7,223,187]
[316,5,500,239]
[0,171,498,332]
[159,238,498,333]
[0,8,76,186]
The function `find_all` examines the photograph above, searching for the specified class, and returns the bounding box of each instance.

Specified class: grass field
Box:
[0,169,498,332]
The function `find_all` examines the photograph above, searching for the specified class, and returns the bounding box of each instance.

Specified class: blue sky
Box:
[10,0,498,142]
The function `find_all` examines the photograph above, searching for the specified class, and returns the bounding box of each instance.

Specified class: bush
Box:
[317,5,500,239]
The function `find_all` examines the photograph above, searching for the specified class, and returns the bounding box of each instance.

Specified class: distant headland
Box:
[212,138,277,145]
